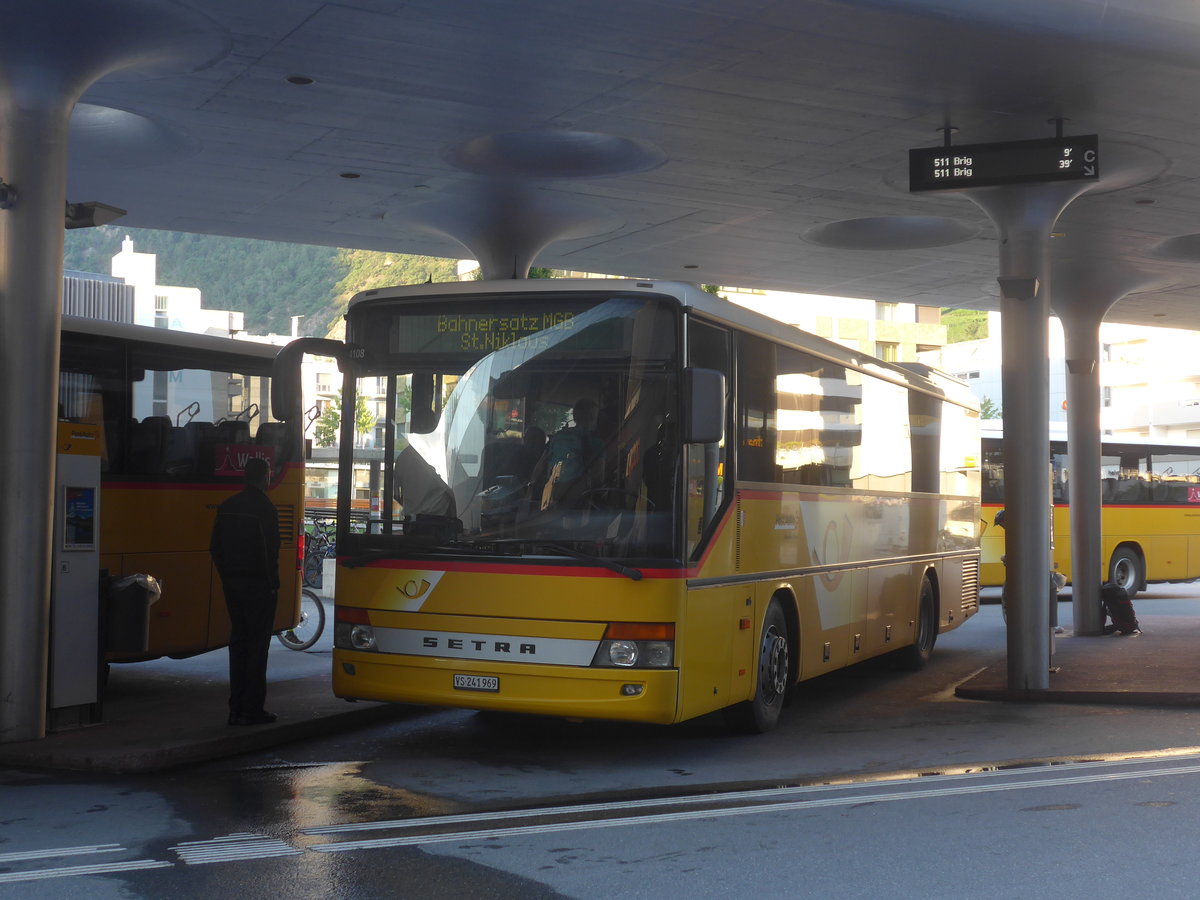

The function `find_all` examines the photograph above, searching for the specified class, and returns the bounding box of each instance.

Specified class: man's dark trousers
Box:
[224,577,276,717]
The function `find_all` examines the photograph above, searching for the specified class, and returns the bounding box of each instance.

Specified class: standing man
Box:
[210,456,281,726]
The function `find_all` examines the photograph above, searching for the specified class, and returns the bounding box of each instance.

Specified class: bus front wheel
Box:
[725,600,790,734]
[1109,546,1144,599]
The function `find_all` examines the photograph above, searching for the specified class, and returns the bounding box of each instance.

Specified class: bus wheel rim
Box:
[760,627,788,703]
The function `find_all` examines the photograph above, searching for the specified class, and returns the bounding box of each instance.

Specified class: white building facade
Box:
[929,310,1200,442]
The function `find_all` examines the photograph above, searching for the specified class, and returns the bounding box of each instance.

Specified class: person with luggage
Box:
[1101,581,1141,635]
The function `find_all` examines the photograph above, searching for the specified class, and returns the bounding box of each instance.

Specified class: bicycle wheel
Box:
[303,551,323,587]
[277,589,325,650]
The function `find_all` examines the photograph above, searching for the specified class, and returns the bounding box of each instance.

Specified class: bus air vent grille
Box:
[961,556,979,612]
[278,505,297,548]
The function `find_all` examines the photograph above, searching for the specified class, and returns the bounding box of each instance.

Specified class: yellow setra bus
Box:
[981,426,1200,598]
[59,316,305,662]
[275,280,980,731]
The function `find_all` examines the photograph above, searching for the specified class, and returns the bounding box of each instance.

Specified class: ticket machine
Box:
[49,422,102,729]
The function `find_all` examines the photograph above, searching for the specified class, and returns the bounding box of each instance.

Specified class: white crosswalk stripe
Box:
[171,832,303,865]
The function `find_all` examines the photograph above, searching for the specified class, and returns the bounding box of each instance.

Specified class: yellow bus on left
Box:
[58,315,304,662]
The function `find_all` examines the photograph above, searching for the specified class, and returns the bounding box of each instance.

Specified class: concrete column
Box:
[0,0,226,743]
[1058,307,1106,635]
[1051,265,1154,636]
[0,93,74,743]
[967,183,1090,691]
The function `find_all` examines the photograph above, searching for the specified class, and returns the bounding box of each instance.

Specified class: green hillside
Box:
[942,308,989,342]
[64,227,458,337]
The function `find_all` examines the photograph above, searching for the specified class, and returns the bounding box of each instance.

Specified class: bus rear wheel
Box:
[1109,546,1143,599]
[725,600,789,734]
[896,575,937,671]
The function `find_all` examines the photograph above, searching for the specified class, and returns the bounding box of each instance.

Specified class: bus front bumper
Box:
[333,650,681,725]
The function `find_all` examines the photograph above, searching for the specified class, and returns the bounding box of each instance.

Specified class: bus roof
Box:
[61,315,282,363]
[347,278,978,408]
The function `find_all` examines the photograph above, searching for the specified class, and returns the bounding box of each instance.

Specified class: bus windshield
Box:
[343,294,680,560]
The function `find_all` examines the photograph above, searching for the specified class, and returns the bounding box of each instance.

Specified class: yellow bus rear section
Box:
[101,469,303,660]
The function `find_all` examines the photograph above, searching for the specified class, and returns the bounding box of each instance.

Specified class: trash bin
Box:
[105,574,162,653]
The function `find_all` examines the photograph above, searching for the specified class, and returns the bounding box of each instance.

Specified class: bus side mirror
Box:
[271,338,357,423]
[684,367,725,444]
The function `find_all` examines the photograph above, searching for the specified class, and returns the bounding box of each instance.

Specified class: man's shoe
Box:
[236,710,278,726]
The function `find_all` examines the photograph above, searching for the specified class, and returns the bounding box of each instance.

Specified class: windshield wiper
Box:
[492,539,643,581]
[341,540,476,568]
[342,538,643,581]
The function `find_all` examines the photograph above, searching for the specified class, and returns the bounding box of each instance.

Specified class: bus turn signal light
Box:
[603,622,675,640]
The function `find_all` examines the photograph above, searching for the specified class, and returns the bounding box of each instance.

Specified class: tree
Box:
[313,396,377,447]
[980,396,1002,420]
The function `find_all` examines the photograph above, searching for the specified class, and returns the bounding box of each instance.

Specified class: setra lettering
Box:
[420,635,535,655]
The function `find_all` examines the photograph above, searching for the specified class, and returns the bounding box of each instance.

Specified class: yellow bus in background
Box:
[59,316,305,662]
[276,280,980,732]
[981,427,1200,597]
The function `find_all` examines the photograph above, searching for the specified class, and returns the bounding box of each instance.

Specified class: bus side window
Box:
[736,333,776,483]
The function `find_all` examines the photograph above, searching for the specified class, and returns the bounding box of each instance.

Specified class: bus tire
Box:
[1108,546,1143,599]
[724,600,790,734]
[896,575,937,671]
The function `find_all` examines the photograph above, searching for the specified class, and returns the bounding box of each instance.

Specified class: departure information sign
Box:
[909,135,1099,192]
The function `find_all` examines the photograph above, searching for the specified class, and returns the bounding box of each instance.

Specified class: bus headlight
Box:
[334,622,378,651]
[350,625,377,651]
[334,607,378,652]
[641,641,672,667]
[591,623,675,669]
[608,640,639,667]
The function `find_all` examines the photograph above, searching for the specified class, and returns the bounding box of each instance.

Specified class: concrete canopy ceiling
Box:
[48,0,1200,326]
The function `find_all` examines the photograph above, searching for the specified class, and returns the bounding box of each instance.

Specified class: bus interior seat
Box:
[1102,477,1116,502]
[102,418,125,473]
[215,419,251,445]
[162,425,196,477]
[185,421,218,476]
[129,416,171,474]
[1113,478,1145,503]
[480,439,523,485]
[255,422,289,465]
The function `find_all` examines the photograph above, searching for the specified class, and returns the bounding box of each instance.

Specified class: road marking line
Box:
[0,843,123,864]
[0,859,172,884]
[171,832,302,865]
[308,760,1200,853]
[304,751,1200,837]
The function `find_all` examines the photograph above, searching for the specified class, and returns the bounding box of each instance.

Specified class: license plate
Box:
[453,674,499,692]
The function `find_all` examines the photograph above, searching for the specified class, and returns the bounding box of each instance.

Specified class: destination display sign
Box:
[909,135,1099,192]
[391,309,580,355]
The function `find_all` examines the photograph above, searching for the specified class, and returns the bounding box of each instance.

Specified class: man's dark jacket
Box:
[210,486,281,589]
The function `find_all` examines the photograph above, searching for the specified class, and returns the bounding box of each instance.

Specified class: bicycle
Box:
[276,588,326,650]
[302,517,336,588]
